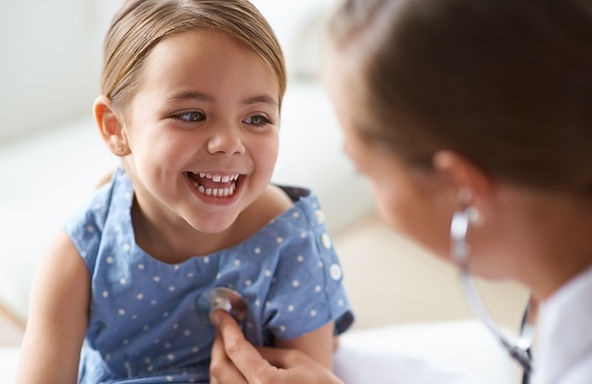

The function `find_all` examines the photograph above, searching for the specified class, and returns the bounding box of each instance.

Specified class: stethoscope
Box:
[451,203,537,383]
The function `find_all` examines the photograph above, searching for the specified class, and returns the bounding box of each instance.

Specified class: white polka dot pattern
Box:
[330,264,342,281]
[65,169,353,381]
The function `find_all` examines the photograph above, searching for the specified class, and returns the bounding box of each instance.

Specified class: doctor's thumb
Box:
[210,308,235,329]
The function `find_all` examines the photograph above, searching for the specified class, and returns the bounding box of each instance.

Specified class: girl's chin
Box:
[185,213,239,234]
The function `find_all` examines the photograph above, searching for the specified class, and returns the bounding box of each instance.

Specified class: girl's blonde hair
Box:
[329,0,592,194]
[102,0,286,109]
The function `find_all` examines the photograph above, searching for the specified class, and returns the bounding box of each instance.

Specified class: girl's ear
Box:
[432,150,496,213]
[94,95,130,157]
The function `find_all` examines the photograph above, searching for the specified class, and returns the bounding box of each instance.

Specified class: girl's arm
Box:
[16,230,90,383]
[244,186,337,369]
[274,321,335,370]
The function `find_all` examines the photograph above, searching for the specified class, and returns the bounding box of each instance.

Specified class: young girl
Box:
[207,0,592,383]
[16,0,353,382]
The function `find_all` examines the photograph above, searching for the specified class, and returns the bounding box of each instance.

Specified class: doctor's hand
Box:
[210,310,343,384]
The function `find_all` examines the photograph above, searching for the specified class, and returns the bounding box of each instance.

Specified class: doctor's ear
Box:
[94,95,130,157]
[432,150,496,212]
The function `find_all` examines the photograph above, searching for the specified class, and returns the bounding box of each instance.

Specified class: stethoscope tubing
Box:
[451,206,534,380]
[459,270,533,374]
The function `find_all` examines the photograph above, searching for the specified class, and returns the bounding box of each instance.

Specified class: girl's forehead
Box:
[130,30,280,106]
[149,31,271,75]
[150,30,252,62]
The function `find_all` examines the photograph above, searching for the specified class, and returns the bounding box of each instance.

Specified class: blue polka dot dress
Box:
[65,168,354,383]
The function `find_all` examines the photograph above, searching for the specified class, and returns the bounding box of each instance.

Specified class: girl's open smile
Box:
[184,171,246,205]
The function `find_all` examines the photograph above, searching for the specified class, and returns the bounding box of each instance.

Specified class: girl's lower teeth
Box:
[192,181,236,197]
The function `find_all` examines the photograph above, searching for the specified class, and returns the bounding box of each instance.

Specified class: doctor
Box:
[209,0,592,383]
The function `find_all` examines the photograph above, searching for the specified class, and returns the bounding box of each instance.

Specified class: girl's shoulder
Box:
[244,184,324,226]
[261,184,295,216]
[234,184,323,240]
[64,169,132,267]
[206,185,322,259]
[65,169,127,231]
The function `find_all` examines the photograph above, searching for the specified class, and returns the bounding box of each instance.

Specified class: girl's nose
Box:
[207,126,246,156]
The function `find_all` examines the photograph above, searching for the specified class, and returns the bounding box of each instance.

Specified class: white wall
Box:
[0,1,101,141]
[251,0,339,80]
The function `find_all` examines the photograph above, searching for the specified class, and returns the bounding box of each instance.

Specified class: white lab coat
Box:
[533,265,592,383]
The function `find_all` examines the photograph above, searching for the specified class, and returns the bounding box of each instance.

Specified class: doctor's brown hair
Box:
[329,0,592,193]
[101,0,286,110]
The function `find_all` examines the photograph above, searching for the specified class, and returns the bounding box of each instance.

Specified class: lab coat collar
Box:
[533,264,592,383]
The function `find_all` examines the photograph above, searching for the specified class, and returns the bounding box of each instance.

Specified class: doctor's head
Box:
[327,0,592,291]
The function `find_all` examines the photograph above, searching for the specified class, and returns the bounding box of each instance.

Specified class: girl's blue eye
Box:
[243,114,271,126]
[175,111,205,122]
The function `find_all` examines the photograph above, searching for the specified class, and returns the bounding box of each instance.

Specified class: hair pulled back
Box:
[101,0,286,109]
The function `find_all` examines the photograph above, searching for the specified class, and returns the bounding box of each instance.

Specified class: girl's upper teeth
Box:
[198,172,240,182]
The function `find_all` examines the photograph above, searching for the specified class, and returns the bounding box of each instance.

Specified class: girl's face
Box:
[120,30,280,234]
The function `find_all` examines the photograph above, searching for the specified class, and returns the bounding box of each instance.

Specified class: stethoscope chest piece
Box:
[198,286,248,323]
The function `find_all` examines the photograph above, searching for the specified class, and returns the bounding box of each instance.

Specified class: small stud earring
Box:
[457,188,484,227]
[467,206,484,227]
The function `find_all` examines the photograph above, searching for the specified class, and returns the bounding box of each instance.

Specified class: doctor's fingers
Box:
[212,310,281,382]
[256,346,344,384]
[210,332,248,384]
[212,310,341,384]
[255,346,310,370]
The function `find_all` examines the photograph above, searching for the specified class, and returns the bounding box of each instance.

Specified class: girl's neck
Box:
[130,196,235,264]
[129,185,292,264]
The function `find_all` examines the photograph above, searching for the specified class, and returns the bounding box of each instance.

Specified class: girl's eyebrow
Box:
[166,90,277,107]
[242,95,278,107]
[167,90,212,102]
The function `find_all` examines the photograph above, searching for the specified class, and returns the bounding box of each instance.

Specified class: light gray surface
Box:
[335,320,521,384]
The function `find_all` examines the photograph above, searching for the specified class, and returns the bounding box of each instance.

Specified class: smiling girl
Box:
[16,1,352,383]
